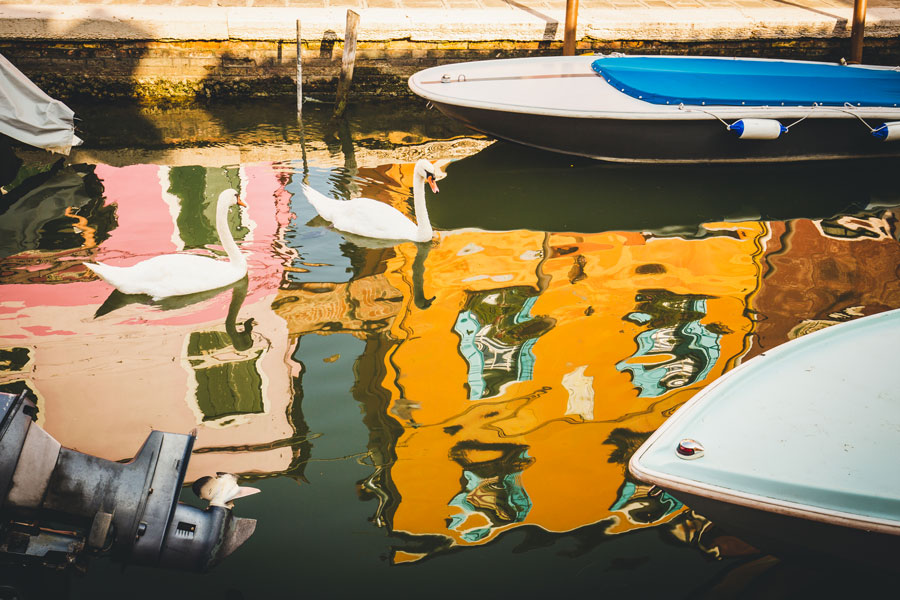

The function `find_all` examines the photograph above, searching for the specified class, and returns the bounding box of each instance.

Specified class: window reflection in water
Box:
[447,441,535,542]
[616,290,728,397]
[454,286,554,400]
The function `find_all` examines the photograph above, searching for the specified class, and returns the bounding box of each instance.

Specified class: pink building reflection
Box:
[0,161,296,480]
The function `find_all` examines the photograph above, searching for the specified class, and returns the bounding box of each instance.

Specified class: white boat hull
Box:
[410,56,900,163]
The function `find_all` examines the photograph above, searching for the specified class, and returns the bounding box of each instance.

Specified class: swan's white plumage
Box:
[303,159,440,243]
[85,189,247,301]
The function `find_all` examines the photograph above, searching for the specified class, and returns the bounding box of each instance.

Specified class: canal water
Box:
[1,100,899,598]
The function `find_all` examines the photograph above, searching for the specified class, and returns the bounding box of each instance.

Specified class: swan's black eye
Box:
[425,171,434,179]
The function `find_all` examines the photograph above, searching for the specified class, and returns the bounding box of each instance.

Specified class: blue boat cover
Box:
[591,56,900,107]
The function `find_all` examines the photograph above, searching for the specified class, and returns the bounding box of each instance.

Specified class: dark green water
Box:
[1,99,899,599]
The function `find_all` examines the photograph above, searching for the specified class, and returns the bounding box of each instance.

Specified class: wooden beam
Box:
[849,0,868,64]
[564,0,579,56]
[333,10,360,118]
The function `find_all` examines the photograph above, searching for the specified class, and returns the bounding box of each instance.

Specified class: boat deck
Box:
[410,55,900,120]
[591,56,900,107]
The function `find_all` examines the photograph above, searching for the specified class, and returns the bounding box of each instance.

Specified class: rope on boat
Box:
[836,102,879,132]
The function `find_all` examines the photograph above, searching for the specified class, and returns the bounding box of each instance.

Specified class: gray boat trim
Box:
[628,457,900,536]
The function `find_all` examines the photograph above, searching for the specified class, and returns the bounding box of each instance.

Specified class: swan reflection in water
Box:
[94,275,255,350]
[411,241,435,309]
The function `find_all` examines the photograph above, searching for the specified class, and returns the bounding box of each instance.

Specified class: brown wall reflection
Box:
[749,210,900,359]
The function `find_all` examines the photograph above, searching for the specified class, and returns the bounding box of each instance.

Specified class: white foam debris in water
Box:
[457,242,484,256]
[563,365,594,421]
[461,274,514,283]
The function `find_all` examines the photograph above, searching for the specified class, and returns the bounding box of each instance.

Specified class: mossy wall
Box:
[2,37,898,105]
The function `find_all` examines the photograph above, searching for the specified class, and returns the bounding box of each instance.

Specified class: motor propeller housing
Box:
[0,390,257,572]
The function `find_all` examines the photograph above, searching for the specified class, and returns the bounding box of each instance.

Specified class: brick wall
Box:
[2,37,898,104]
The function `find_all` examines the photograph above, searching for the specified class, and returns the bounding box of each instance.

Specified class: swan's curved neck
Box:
[412,172,433,240]
[216,197,246,267]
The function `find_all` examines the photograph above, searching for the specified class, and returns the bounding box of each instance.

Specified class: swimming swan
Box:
[302,159,440,243]
[84,189,248,301]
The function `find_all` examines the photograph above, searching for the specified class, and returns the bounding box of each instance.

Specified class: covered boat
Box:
[628,308,900,570]
[0,51,80,154]
[409,55,900,163]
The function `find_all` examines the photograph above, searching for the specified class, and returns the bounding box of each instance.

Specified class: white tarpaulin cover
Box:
[0,51,81,154]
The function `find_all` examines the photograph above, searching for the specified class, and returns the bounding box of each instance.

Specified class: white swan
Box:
[302,159,440,243]
[85,189,248,301]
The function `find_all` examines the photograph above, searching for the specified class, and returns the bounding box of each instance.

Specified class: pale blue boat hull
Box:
[630,308,900,567]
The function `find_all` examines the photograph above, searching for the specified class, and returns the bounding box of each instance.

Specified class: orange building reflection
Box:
[271,159,770,561]
[366,217,766,561]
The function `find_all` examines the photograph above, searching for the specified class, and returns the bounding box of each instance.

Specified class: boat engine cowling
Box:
[0,390,257,572]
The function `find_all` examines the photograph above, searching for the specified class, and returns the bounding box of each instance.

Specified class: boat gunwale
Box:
[409,55,900,122]
[411,81,900,121]
[628,308,900,538]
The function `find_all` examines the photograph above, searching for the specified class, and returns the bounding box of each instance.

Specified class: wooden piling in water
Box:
[296,19,302,115]
[333,10,360,118]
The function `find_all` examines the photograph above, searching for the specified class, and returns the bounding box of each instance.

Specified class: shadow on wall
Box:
[0,8,165,148]
[194,28,339,103]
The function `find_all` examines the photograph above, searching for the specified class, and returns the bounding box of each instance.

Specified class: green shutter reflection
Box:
[167,166,247,251]
[616,289,723,397]
[187,330,264,423]
[447,441,535,542]
[453,286,555,400]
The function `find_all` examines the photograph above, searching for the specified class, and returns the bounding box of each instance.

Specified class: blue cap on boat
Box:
[871,122,900,141]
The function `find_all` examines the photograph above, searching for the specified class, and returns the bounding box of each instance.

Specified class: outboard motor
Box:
[0,390,258,572]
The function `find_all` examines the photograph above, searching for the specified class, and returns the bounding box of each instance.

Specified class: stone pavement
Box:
[2,0,900,8]
[1,0,899,44]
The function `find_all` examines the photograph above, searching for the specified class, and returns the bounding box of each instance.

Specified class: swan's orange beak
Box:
[426,174,439,194]
[237,198,247,207]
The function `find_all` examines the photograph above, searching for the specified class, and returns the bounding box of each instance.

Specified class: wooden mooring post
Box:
[849,0,868,64]
[296,19,302,115]
[333,10,360,118]
[563,0,579,56]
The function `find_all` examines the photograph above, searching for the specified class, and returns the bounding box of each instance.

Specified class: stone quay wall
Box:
[2,5,899,104]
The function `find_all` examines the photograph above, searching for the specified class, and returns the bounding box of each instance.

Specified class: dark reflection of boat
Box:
[431,142,900,236]
[0,162,114,258]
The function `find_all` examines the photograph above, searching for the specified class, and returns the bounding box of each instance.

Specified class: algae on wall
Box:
[3,37,900,106]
